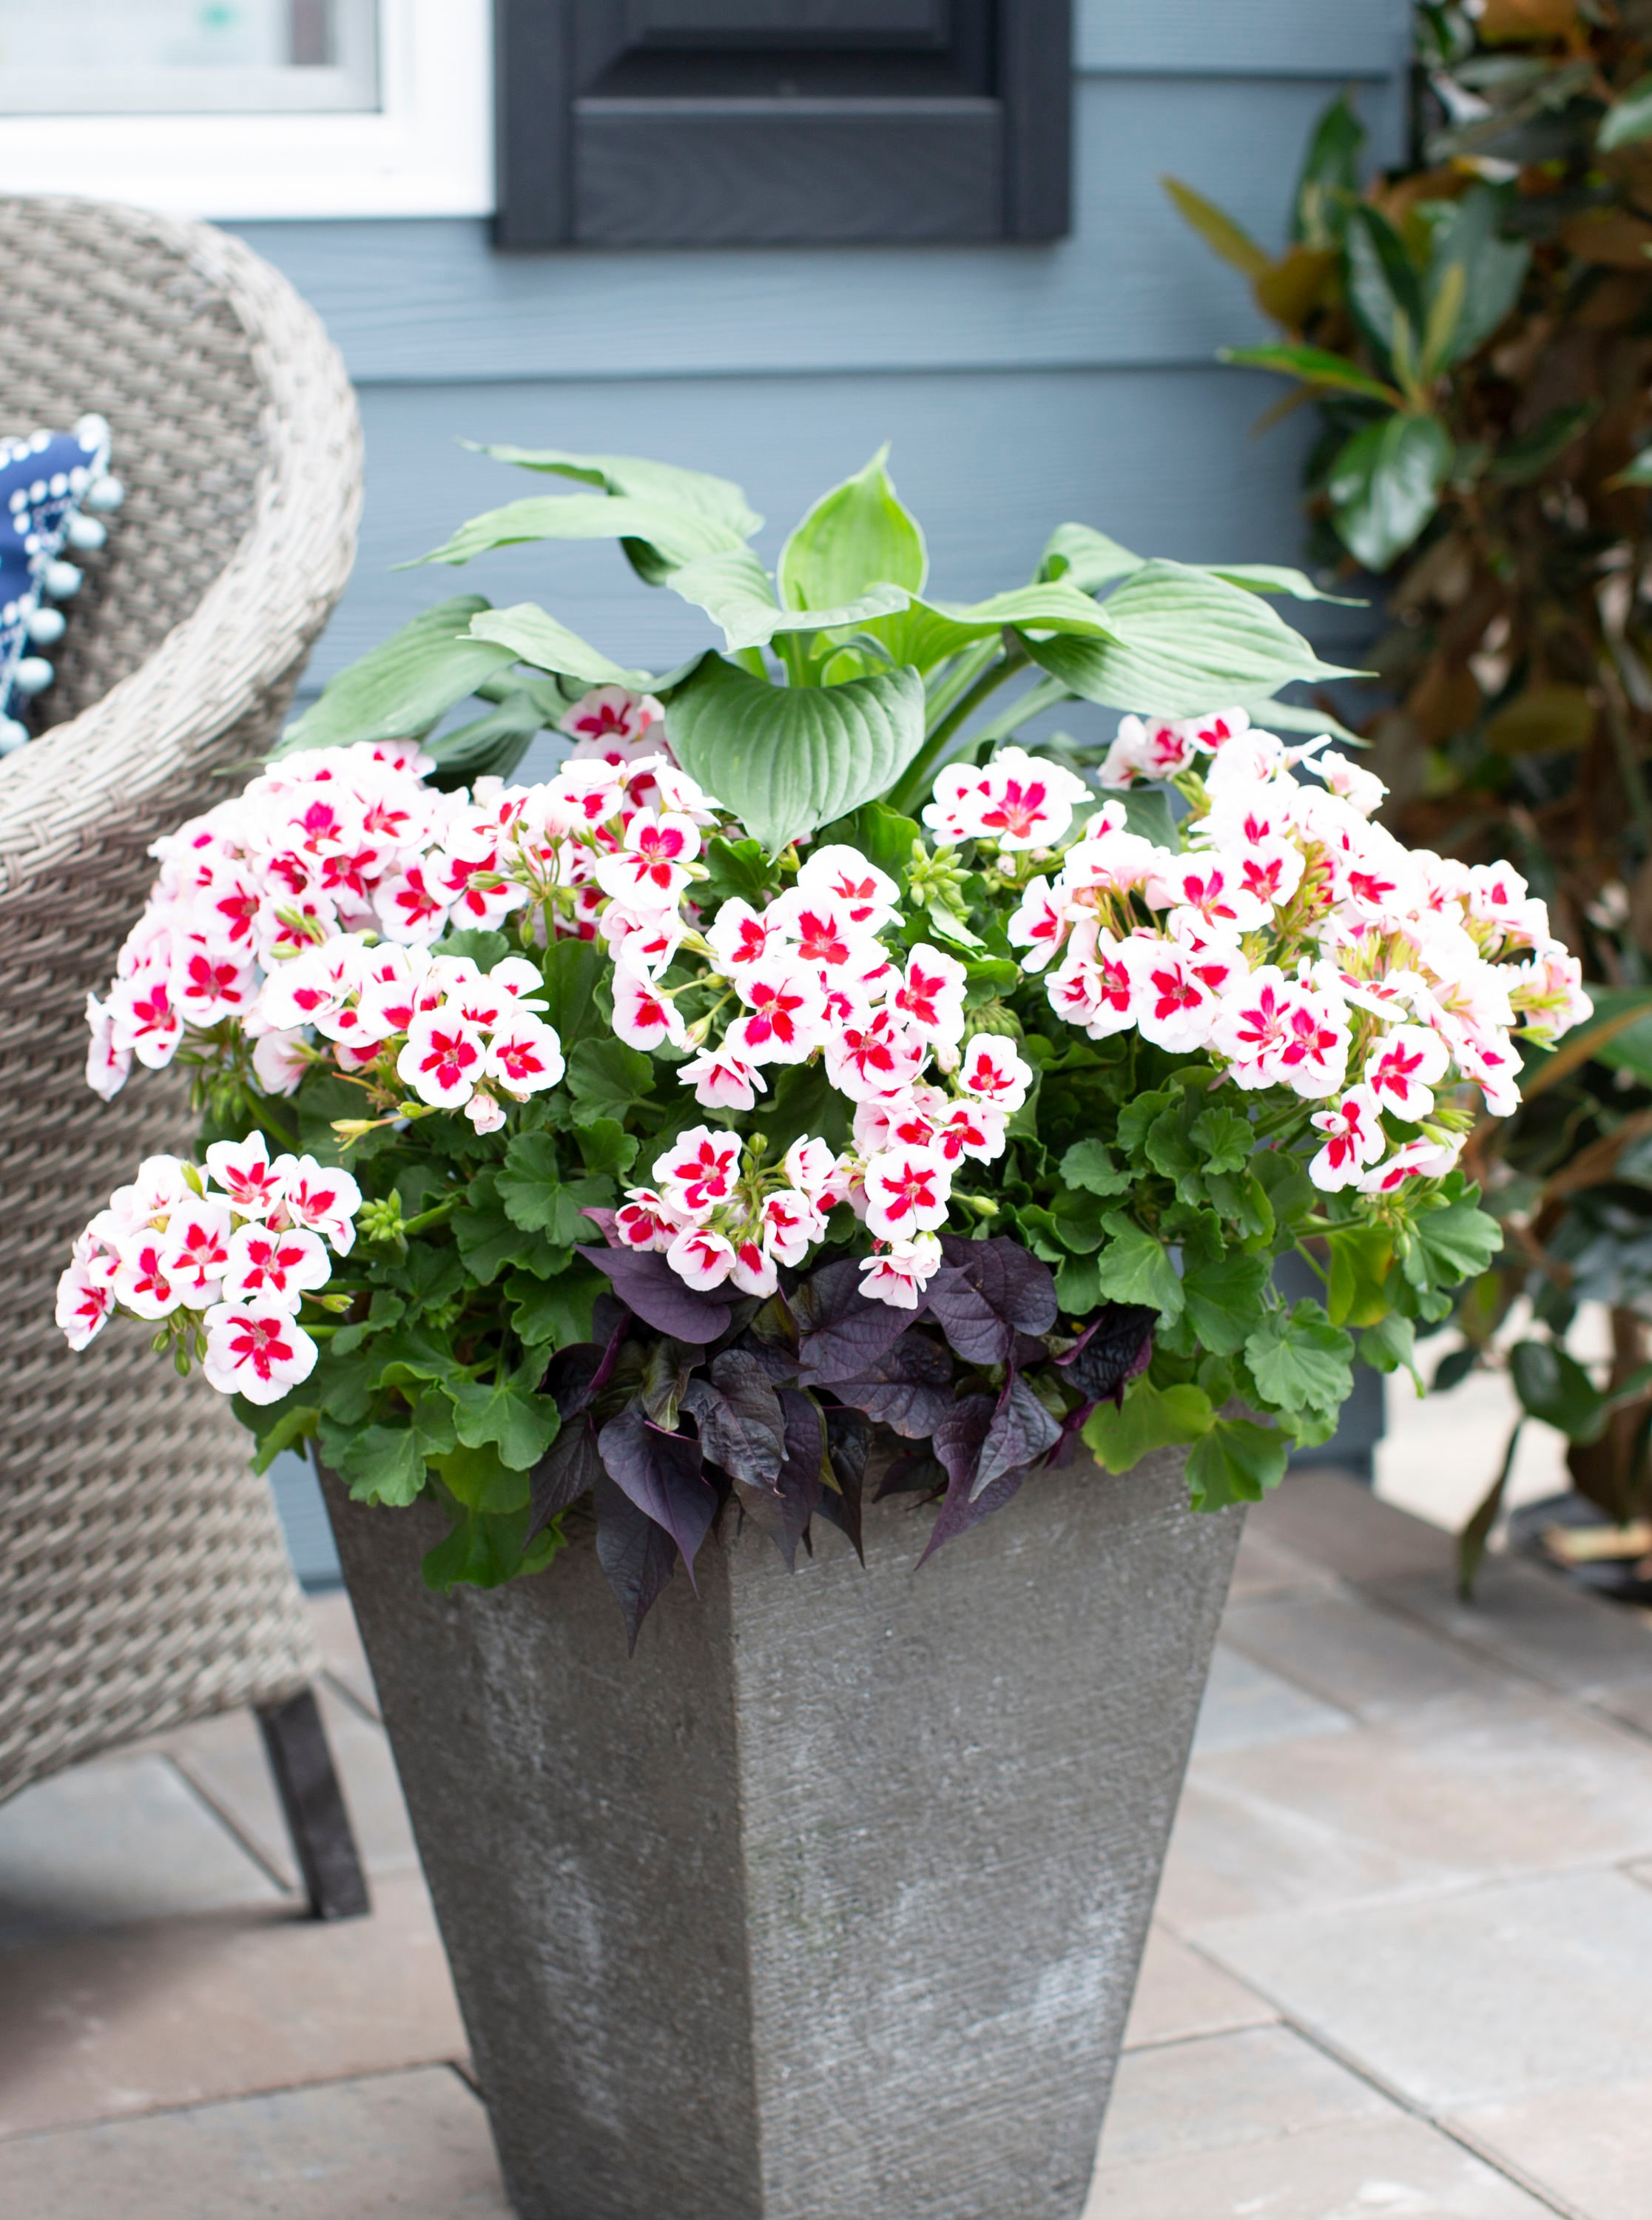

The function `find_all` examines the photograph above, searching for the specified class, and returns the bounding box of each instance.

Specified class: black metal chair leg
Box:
[255,1686,371,1920]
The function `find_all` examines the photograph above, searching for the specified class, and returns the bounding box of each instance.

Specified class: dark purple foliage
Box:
[526,1412,603,1541]
[874,1450,946,1499]
[575,1245,732,1343]
[972,1375,1062,1501]
[828,1331,955,1439]
[732,1388,825,1571]
[917,1393,1030,1567]
[544,1308,630,1417]
[1055,1303,1156,1406]
[680,1350,787,1487]
[579,1205,621,1246]
[792,1258,922,1385]
[596,1400,718,1583]
[593,1473,680,1654]
[923,1237,1058,1366]
[817,1405,870,1562]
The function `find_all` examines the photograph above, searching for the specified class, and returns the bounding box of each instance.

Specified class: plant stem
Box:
[923,636,1001,730]
[401,1196,462,1238]
[891,650,1028,815]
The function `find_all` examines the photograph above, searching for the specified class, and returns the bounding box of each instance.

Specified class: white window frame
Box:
[0,0,493,220]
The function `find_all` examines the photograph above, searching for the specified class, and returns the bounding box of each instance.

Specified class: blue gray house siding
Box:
[238,0,1406,1578]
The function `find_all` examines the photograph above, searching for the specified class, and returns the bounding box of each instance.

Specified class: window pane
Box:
[0,0,378,112]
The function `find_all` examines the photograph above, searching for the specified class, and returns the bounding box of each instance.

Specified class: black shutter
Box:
[493,0,1071,249]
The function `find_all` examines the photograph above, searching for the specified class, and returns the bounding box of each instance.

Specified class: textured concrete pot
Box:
[320,1443,1242,2220]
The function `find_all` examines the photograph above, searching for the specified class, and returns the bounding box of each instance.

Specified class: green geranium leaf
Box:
[1182,1251,1272,1356]
[1061,1139,1133,1198]
[277,596,515,756]
[468,604,657,691]
[779,445,928,612]
[330,1421,430,1509]
[1083,1379,1215,1473]
[431,1440,532,1514]
[1048,1186,1113,1254]
[1204,1166,1275,1247]
[1245,1299,1355,1418]
[496,1135,615,1243]
[1025,560,1358,717]
[506,1264,605,1350]
[567,1038,658,1124]
[454,1169,551,1284]
[1328,414,1452,572]
[1360,1314,1420,1387]
[1186,1417,1289,1510]
[665,654,927,857]
[1414,1191,1502,1288]
[448,1378,563,1472]
[422,1501,556,1592]
[241,1400,320,1474]
[1326,1225,1395,1328]
[700,835,776,908]
[1094,1213,1184,1322]
[536,935,607,1054]
[1190,1108,1254,1177]
[575,1118,639,1180]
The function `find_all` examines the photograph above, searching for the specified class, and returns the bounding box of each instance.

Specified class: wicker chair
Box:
[0,199,368,1917]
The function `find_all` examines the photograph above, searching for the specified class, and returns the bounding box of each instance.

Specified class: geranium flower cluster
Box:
[55,1134,361,1405]
[1011,707,1591,1194]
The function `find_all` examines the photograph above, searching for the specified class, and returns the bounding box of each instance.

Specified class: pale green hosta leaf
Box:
[665,657,926,855]
[277,596,516,756]
[465,443,762,540]
[1206,563,1364,606]
[668,547,910,653]
[1039,522,1144,592]
[412,495,750,574]
[860,582,1115,673]
[468,605,658,691]
[1022,560,1361,716]
[1248,698,1366,747]
[778,445,928,610]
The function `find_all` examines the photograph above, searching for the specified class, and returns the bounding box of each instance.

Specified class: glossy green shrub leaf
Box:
[1327,415,1452,571]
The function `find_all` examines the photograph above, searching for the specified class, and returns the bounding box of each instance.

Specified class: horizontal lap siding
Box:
[232,0,1405,691]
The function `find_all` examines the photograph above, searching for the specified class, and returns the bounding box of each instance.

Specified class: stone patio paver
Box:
[6,1467,1652,2216]
[0,1871,467,2139]
[1196,1865,1652,2115]
[0,2066,510,2219]
[1451,2079,1652,2220]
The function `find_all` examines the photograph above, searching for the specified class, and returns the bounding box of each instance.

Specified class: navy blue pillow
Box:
[0,416,123,755]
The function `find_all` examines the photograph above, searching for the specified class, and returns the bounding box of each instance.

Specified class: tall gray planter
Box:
[321,1442,1241,2220]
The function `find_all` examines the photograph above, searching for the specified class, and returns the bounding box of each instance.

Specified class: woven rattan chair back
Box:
[0,199,363,1801]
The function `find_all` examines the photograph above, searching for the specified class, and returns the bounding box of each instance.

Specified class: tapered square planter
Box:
[320,1442,1242,2220]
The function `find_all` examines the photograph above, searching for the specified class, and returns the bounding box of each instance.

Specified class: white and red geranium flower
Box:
[59,1140,361,1401]
[68,683,1590,1344]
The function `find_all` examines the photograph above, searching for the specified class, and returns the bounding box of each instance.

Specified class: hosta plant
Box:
[55,447,1581,1641]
